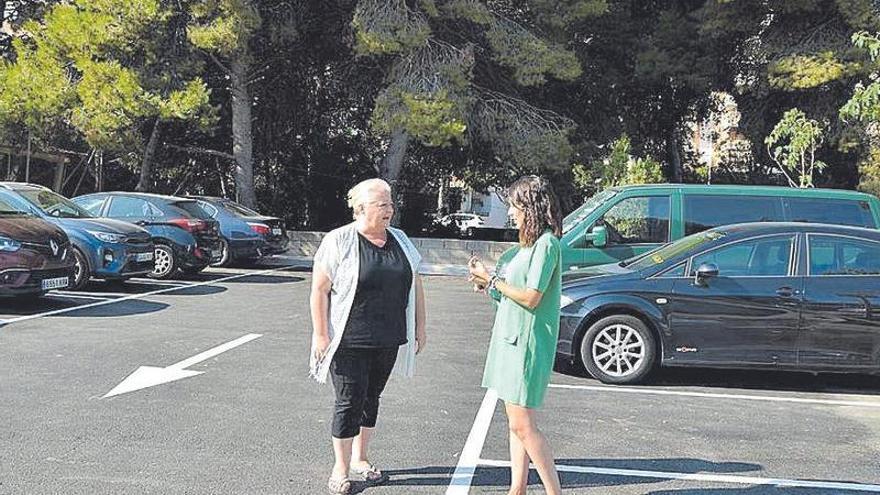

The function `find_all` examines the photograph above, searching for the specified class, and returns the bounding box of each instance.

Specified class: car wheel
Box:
[212,239,231,267]
[580,314,657,384]
[71,247,91,290]
[465,227,476,238]
[148,244,177,279]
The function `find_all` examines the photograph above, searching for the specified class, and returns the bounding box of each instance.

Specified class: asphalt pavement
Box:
[0,265,878,494]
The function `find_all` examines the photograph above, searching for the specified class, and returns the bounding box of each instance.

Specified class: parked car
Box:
[0,183,153,290]
[557,222,880,384]
[186,196,289,266]
[518,184,880,273]
[438,213,486,236]
[0,194,75,298]
[72,192,222,279]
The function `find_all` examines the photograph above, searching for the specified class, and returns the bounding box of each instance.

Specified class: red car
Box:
[0,197,76,298]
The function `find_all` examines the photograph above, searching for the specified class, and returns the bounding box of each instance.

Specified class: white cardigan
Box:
[308,222,422,383]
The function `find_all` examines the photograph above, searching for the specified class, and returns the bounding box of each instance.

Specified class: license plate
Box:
[272,228,282,236]
[41,277,69,290]
[135,252,154,262]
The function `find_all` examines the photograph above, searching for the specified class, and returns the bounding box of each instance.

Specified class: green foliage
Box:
[443,0,492,25]
[0,39,73,134]
[573,135,664,192]
[769,52,861,90]
[857,146,880,196]
[765,108,827,188]
[0,0,214,154]
[485,20,582,86]
[526,0,609,31]
[373,89,466,147]
[352,0,430,56]
[836,0,880,31]
[188,0,261,57]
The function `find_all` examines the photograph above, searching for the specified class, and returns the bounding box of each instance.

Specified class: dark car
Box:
[72,192,222,279]
[186,196,289,266]
[0,195,75,298]
[0,183,154,289]
[558,222,880,384]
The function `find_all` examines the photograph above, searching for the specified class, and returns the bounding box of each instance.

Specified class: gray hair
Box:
[347,178,392,214]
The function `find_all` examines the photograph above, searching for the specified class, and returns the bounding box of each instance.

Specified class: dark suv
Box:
[73,192,222,278]
[0,196,76,298]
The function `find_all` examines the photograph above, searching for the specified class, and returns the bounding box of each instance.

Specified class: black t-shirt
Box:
[340,232,412,348]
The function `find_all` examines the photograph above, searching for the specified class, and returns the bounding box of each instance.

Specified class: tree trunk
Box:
[136,118,161,192]
[231,57,256,208]
[667,129,682,183]
[379,128,410,227]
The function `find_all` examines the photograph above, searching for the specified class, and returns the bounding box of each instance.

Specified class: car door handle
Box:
[776,287,798,298]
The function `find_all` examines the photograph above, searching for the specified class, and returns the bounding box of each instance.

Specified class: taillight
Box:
[169,218,207,232]
[248,222,270,236]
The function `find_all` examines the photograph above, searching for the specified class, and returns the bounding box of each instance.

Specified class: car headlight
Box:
[87,230,126,243]
[560,294,575,309]
[0,236,21,252]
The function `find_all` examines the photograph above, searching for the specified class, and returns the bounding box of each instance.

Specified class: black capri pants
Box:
[329,347,398,439]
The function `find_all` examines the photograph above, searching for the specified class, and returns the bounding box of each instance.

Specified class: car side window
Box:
[76,196,105,215]
[809,235,880,275]
[147,202,165,217]
[197,201,218,218]
[600,196,670,245]
[107,196,151,218]
[683,195,784,236]
[786,198,876,228]
[690,235,793,277]
[658,263,687,278]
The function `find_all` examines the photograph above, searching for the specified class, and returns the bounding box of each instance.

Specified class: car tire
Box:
[465,227,476,238]
[212,239,231,267]
[71,247,91,291]
[580,314,657,385]
[148,244,177,279]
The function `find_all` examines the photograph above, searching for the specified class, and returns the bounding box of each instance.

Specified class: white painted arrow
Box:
[103,333,263,398]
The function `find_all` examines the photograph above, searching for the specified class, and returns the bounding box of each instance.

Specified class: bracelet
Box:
[487,275,501,292]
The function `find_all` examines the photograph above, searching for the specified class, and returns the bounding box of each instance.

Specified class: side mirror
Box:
[694,263,719,285]
[584,225,607,248]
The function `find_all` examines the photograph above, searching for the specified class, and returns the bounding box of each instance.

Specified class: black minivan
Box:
[73,193,222,278]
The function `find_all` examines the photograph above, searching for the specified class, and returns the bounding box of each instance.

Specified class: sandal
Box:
[352,463,388,484]
[327,476,351,495]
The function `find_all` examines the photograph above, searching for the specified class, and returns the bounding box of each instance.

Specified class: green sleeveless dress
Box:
[482,232,561,408]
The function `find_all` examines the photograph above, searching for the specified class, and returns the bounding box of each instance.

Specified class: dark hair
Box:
[506,175,562,247]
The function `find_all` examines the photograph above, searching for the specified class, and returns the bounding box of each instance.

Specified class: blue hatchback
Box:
[0,183,154,290]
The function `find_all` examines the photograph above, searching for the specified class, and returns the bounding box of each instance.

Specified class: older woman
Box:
[309,178,427,495]
[468,176,564,495]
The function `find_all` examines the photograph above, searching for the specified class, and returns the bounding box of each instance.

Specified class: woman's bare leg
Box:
[505,402,562,495]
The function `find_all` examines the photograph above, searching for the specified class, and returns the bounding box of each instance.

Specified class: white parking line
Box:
[478,458,880,492]
[0,265,298,328]
[446,389,498,494]
[50,293,113,302]
[549,383,880,408]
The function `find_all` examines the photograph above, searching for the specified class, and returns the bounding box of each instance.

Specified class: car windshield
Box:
[18,188,92,218]
[220,200,260,217]
[562,189,618,235]
[624,230,727,271]
[0,195,28,215]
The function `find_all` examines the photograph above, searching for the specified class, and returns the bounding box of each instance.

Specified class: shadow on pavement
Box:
[0,294,168,319]
[82,280,228,296]
[375,457,763,491]
[553,359,880,396]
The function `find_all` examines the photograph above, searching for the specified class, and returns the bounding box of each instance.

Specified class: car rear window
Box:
[172,201,213,219]
[683,195,784,236]
[785,198,876,229]
[221,200,260,217]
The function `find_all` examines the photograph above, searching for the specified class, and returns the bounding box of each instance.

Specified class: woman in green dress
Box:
[468,176,564,495]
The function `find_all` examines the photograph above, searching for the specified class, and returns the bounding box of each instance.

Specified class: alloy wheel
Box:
[152,246,173,278]
[592,323,646,378]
